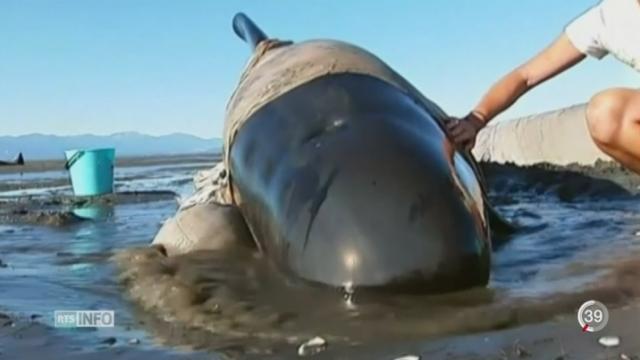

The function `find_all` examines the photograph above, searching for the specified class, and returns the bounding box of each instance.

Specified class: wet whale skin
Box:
[229,73,490,293]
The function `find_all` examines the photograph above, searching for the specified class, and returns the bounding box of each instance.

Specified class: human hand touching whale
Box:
[446,112,487,152]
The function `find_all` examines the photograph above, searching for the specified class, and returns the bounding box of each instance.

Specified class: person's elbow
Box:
[511,67,537,92]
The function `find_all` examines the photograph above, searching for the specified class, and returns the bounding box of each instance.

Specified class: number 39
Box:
[584,309,603,323]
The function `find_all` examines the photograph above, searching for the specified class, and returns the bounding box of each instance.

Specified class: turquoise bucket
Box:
[64,148,115,196]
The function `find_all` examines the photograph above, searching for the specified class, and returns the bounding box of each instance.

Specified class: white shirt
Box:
[565,0,640,71]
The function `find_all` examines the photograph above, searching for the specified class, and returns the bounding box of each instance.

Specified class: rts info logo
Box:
[54,310,115,328]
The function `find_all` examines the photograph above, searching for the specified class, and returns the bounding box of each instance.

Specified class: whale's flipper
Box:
[487,204,516,249]
[152,202,255,256]
[454,144,516,247]
[475,162,516,249]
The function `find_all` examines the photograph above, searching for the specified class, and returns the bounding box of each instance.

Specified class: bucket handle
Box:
[64,151,85,170]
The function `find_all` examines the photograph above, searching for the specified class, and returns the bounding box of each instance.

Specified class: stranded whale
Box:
[152,13,512,293]
[0,153,24,167]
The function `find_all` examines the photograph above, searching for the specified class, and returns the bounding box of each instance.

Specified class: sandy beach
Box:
[0,151,638,359]
[0,153,219,194]
[2,295,639,359]
[0,153,218,175]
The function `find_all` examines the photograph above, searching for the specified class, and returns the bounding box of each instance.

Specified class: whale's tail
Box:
[232,13,268,51]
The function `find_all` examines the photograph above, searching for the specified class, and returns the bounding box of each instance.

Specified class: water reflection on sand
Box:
[1,159,640,358]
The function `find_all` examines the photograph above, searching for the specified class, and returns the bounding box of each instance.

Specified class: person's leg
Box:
[586,88,640,174]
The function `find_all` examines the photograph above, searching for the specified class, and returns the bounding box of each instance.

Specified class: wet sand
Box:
[0,191,177,226]
[325,304,640,360]
[481,160,640,198]
[0,153,218,175]
[0,311,214,360]
[110,244,640,358]
[2,157,640,359]
[111,160,640,358]
[2,302,639,359]
[0,153,219,193]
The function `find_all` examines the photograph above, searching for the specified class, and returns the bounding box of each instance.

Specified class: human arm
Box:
[447,33,587,151]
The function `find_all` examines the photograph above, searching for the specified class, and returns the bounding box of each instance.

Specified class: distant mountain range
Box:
[0,132,222,160]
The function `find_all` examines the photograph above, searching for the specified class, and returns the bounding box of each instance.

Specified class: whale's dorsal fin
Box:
[232,13,268,52]
[15,152,24,165]
[0,152,24,166]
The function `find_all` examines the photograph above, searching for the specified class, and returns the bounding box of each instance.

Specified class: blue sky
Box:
[1,0,638,138]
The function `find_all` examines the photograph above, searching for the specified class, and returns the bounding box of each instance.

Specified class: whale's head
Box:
[229,69,491,292]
